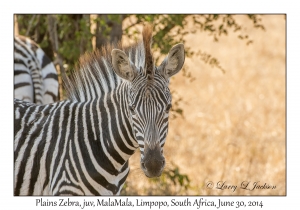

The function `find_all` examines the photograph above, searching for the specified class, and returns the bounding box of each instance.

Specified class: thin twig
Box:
[123,19,142,32]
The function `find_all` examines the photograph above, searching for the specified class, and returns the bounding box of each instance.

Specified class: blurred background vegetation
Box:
[15,14,286,195]
[15,14,265,65]
[15,14,265,99]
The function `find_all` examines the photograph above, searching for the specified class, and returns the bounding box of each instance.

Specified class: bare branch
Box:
[47,14,65,100]
[25,14,36,37]
[14,14,19,35]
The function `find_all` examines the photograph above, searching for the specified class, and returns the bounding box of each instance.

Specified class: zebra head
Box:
[111,25,185,178]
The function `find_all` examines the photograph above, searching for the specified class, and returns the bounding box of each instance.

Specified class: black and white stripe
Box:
[14,25,185,195]
[14,35,59,104]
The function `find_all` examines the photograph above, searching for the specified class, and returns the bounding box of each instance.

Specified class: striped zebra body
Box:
[14,98,133,195]
[14,25,185,195]
[14,35,59,104]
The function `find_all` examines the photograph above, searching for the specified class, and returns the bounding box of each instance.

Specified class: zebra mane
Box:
[64,39,146,102]
[142,24,154,84]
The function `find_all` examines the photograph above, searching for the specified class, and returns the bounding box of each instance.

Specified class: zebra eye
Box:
[165,104,172,113]
[129,104,135,114]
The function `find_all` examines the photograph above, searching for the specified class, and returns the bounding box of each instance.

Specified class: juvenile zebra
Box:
[14,25,185,195]
[14,35,59,104]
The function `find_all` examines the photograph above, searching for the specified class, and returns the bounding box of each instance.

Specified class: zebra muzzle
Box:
[141,144,165,178]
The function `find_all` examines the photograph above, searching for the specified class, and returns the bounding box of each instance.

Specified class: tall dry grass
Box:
[123,15,286,195]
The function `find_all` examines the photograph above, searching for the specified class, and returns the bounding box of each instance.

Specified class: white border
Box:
[2,1,298,209]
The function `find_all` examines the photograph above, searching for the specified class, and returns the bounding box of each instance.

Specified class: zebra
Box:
[14,35,59,104]
[14,25,185,195]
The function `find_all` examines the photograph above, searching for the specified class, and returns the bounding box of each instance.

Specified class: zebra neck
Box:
[90,84,138,173]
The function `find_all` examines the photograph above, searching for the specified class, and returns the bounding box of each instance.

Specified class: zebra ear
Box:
[158,43,185,79]
[111,49,137,82]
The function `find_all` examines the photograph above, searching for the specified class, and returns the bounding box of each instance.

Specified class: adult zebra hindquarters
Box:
[14,35,59,104]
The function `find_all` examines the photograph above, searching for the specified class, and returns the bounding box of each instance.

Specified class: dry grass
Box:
[123,15,286,195]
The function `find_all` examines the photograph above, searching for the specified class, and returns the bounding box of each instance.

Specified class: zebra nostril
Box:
[162,160,165,167]
[141,162,146,170]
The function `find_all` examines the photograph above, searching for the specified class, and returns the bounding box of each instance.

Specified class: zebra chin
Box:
[140,144,165,178]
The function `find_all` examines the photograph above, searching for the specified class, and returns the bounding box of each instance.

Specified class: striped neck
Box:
[91,82,138,174]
